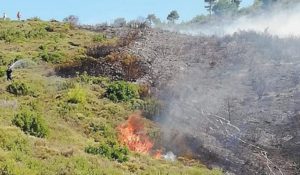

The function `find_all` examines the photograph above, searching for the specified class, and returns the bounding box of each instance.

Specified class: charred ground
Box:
[131,29,300,174]
[60,25,300,174]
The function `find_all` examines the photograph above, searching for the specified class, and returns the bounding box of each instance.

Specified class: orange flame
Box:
[117,114,154,154]
[153,149,162,159]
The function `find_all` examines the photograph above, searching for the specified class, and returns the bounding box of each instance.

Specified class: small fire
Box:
[153,150,162,159]
[117,113,154,154]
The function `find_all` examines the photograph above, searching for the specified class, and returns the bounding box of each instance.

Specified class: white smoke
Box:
[224,4,300,37]
[163,3,300,38]
[156,2,300,174]
[163,151,176,161]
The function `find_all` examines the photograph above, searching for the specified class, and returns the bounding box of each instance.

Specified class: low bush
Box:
[7,82,32,96]
[27,17,42,21]
[0,67,5,77]
[129,98,161,120]
[86,122,116,140]
[0,29,25,42]
[85,141,129,163]
[77,71,110,87]
[12,110,48,138]
[25,27,47,39]
[0,128,28,152]
[67,85,87,104]
[106,81,139,102]
[40,51,63,64]
[93,34,107,42]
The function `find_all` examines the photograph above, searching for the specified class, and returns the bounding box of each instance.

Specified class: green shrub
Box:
[106,81,139,102]
[40,51,63,64]
[67,85,87,104]
[27,17,42,21]
[77,71,110,87]
[93,34,107,42]
[0,29,25,42]
[25,27,47,39]
[0,67,5,77]
[129,98,161,120]
[87,122,116,139]
[85,141,129,163]
[45,25,54,32]
[0,128,28,152]
[7,82,32,96]
[12,110,48,138]
[0,55,7,66]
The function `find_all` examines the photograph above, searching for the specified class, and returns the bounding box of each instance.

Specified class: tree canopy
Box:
[167,10,180,23]
[212,0,239,16]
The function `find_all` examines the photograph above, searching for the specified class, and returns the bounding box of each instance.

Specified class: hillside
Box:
[0,19,222,175]
[124,28,300,174]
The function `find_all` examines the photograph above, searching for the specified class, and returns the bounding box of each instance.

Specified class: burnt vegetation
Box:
[56,29,148,81]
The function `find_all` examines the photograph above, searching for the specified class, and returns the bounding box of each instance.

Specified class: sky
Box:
[0,0,254,24]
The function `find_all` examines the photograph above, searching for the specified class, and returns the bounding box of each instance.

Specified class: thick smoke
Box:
[163,2,300,38]
[157,2,300,175]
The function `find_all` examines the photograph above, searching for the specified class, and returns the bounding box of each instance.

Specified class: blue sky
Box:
[0,0,254,24]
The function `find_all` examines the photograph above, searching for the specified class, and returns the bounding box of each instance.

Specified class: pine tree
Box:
[204,0,217,16]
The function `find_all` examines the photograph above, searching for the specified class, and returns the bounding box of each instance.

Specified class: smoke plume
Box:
[156,2,300,175]
[164,2,300,38]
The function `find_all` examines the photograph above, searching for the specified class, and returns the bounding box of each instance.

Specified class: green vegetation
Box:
[12,109,48,138]
[0,19,222,175]
[93,34,107,42]
[7,81,32,96]
[39,51,64,63]
[106,81,140,102]
[67,85,87,104]
[0,67,5,77]
[85,141,129,163]
[212,0,239,16]
[167,10,180,23]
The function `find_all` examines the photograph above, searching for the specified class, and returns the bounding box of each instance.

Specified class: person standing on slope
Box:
[3,12,7,20]
[17,11,21,20]
[6,65,13,81]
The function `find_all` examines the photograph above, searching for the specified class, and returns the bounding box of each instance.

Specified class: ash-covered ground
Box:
[127,29,300,175]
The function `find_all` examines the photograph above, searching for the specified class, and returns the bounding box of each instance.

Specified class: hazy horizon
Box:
[0,0,254,24]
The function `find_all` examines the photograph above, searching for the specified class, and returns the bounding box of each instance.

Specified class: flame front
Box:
[117,114,154,154]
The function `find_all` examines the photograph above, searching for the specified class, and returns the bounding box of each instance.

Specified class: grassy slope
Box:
[0,19,222,175]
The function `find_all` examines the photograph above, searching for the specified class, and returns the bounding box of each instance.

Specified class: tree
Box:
[63,15,79,26]
[261,0,277,7]
[167,10,179,23]
[204,0,217,16]
[146,14,161,26]
[113,18,126,27]
[152,17,161,25]
[252,0,277,8]
[212,0,238,16]
[190,15,209,24]
[146,14,157,25]
[233,0,242,8]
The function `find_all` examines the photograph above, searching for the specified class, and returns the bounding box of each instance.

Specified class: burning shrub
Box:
[85,141,129,163]
[117,114,154,154]
[12,109,48,138]
[7,81,32,96]
[106,81,139,102]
